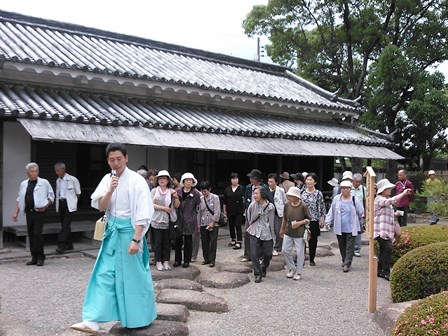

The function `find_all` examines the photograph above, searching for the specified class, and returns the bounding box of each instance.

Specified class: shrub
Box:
[391,242,448,303]
[391,225,448,265]
[418,179,448,217]
[392,291,448,336]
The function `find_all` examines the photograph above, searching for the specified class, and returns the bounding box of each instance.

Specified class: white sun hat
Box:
[376,178,396,195]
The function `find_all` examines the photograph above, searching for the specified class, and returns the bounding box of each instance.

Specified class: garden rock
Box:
[154,279,203,291]
[315,247,335,257]
[372,301,416,334]
[157,289,228,312]
[156,303,189,323]
[109,320,188,336]
[198,272,250,289]
[151,265,200,281]
[218,264,252,274]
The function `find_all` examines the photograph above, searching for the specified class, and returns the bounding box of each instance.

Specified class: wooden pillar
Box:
[365,167,377,313]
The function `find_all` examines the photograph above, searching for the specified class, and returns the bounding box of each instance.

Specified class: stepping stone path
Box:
[157,289,229,312]
[109,320,189,336]
[218,264,252,274]
[156,303,189,323]
[266,259,285,271]
[315,247,335,257]
[154,278,203,292]
[198,272,250,289]
[151,265,200,281]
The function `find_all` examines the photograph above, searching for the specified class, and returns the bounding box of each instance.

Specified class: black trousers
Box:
[58,200,73,249]
[153,228,171,262]
[26,211,46,261]
[174,234,192,264]
[336,233,356,266]
[397,205,408,227]
[200,226,219,263]
[228,213,243,241]
[376,236,392,276]
[308,220,321,262]
[249,235,273,276]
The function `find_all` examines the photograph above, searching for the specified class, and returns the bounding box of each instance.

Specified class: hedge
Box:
[392,291,448,336]
[391,242,448,303]
[391,225,448,265]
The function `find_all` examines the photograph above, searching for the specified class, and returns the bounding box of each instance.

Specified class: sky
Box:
[0,0,446,77]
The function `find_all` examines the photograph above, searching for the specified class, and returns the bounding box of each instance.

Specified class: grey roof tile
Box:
[0,84,389,147]
[0,11,359,111]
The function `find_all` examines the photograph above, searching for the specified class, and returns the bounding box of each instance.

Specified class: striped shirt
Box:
[374,195,397,240]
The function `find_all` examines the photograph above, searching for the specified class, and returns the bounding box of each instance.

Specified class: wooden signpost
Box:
[365,167,378,313]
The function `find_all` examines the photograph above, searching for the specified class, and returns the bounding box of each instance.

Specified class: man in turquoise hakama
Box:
[71,143,156,333]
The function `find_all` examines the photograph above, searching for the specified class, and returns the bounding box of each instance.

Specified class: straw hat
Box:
[327,178,339,187]
[376,178,395,195]
[280,172,290,180]
[285,187,301,199]
[180,172,197,187]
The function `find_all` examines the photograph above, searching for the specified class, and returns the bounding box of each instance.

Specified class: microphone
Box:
[111,170,116,177]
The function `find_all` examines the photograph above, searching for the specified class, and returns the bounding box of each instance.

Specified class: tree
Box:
[243,0,448,169]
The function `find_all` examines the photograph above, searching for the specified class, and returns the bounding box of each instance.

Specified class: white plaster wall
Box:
[3,122,31,227]
[147,147,169,170]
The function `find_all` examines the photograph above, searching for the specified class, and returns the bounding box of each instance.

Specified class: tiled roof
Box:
[0,84,389,147]
[0,10,359,112]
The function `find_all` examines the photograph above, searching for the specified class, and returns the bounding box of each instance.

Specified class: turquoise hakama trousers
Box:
[82,215,157,328]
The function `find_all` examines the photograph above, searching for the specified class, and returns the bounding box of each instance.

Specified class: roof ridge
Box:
[0,9,287,75]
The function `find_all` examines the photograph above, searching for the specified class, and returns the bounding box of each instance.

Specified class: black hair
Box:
[138,164,148,171]
[105,143,127,158]
[230,173,239,179]
[172,173,182,182]
[307,172,318,183]
[267,173,279,183]
[199,180,211,190]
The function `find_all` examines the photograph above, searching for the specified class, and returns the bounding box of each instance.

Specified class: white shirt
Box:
[56,173,81,212]
[91,167,154,238]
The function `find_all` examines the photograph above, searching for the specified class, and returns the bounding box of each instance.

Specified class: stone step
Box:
[156,303,189,323]
[109,320,188,336]
[372,301,417,334]
[157,289,228,313]
[217,264,252,274]
[198,272,250,289]
[154,279,203,292]
[151,265,200,281]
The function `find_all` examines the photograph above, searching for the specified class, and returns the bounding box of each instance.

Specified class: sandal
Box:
[228,240,236,247]
[233,242,242,250]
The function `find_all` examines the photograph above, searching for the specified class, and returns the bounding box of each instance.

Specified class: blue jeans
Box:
[354,234,362,254]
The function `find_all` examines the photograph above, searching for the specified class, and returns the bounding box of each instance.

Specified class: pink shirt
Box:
[374,195,397,240]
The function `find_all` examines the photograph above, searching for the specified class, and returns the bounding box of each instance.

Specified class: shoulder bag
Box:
[205,196,228,226]
[169,196,184,239]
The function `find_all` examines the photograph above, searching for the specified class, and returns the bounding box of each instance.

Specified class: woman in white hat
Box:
[174,172,201,268]
[325,180,364,272]
[280,187,311,280]
[150,170,180,271]
[426,170,441,225]
[374,178,411,281]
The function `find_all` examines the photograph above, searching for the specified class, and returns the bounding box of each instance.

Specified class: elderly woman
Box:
[374,179,411,281]
[198,181,221,267]
[174,172,201,268]
[280,187,311,280]
[246,187,275,283]
[325,180,364,272]
[150,170,180,271]
[301,173,326,266]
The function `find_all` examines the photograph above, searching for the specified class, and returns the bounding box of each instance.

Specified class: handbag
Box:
[94,215,107,241]
[303,224,312,242]
[394,221,402,240]
[169,198,184,239]
[204,197,227,226]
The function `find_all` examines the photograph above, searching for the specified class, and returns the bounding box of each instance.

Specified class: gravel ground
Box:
[0,230,390,336]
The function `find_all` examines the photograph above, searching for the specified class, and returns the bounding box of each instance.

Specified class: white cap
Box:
[428,170,436,176]
[340,180,352,188]
[342,171,353,181]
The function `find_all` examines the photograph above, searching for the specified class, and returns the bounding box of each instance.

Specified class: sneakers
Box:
[272,250,279,256]
[293,272,301,281]
[354,252,361,257]
[286,269,295,278]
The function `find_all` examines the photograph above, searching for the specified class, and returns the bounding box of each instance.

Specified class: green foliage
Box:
[243,0,448,169]
[392,291,448,335]
[391,225,448,264]
[418,179,448,217]
[391,242,448,303]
